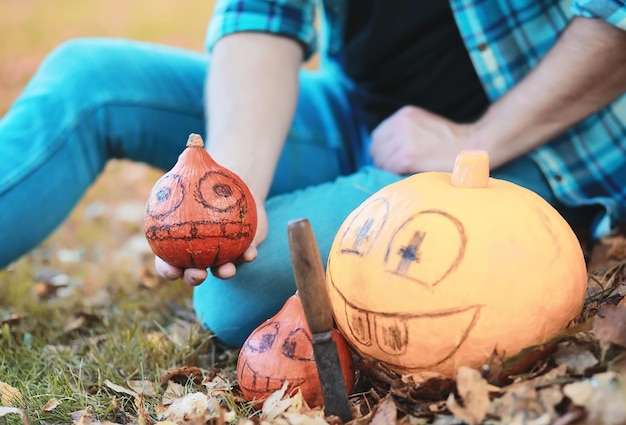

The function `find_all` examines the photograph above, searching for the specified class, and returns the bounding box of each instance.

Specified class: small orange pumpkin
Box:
[144,134,257,269]
[326,150,588,376]
[237,293,355,408]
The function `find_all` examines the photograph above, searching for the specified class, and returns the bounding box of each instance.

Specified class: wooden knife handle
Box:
[287,218,334,335]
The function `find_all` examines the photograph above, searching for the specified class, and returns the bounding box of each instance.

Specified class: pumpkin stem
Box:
[450,150,490,188]
[186,133,204,148]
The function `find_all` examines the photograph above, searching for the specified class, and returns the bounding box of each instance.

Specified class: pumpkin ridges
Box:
[144,133,257,269]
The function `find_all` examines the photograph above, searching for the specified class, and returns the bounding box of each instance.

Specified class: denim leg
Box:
[193,167,401,347]
[0,38,208,267]
[192,67,389,347]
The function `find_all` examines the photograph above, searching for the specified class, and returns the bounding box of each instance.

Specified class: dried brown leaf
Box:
[606,235,626,261]
[507,364,571,392]
[0,406,31,424]
[160,366,207,388]
[104,380,138,398]
[593,304,626,347]
[0,381,23,406]
[127,380,157,396]
[63,312,102,333]
[563,372,626,425]
[157,392,227,424]
[69,408,100,425]
[588,235,626,270]
[160,381,187,406]
[369,396,397,425]
[0,313,28,326]
[110,396,119,410]
[283,411,334,424]
[147,332,172,351]
[42,397,60,412]
[135,393,154,425]
[397,372,456,401]
[262,381,293,420]
[167,318,200,347]
[446,367,490,425]
[553,342,599,375]
[32,274,70,299]
[490,383,560,425]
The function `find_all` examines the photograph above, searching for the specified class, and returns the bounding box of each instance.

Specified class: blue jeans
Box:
[0,38,594,346]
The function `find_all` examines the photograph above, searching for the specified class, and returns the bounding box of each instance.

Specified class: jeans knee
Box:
[37,38,132,95]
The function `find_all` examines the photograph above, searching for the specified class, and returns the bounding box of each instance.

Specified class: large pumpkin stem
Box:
[186,133,204,148]
[451,150,490,188]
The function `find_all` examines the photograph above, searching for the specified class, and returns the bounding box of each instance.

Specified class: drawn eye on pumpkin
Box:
[195,171,250,214]
[338,197,389,257]
[281,328,315,361]
[145,174,185,220]
[384,209,467,288]
[244,322,279,354]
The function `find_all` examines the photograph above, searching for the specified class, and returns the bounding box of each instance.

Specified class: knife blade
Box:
[287,218,353,422]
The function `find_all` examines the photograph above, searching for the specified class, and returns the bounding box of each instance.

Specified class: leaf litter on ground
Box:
[2,190,626,424]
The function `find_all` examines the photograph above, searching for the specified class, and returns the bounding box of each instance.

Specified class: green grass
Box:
[0,258,232,424]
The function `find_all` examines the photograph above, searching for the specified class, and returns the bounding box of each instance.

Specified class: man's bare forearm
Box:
[467,18,626,168]
[205,32,303,203]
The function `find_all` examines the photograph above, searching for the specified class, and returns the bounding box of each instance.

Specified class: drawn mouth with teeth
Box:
[327,270,482,371]
[237,361,307,397]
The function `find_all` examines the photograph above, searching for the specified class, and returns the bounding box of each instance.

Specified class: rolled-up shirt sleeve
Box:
[572,0,626,30]
[205,0,318,60]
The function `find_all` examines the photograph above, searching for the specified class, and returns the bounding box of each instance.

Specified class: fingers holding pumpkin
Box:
[210,244,259,280]
[155,245,257,284]
[154,256,207,286]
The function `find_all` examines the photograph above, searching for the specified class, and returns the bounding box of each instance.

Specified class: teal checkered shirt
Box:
[206,0,626,237]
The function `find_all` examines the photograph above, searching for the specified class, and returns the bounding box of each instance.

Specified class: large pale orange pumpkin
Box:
[326,150,588,376]
[144,134,257,269]
[237,293,355,408]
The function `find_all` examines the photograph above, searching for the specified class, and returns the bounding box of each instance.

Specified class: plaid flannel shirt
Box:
[206,0,626,237]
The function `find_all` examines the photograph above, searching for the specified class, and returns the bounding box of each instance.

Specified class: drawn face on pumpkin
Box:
[146,170,251,230]
[327,196,483,372]
[144,169,256,269]
[237,320,315,399]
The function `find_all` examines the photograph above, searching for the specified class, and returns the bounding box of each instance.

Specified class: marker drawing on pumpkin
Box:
[327,261,482,370]
[238,321,312,397]
[145,173,185,220]
[195,170,249,213]
[339,197,389,256]
[536,207,561,265]
[144,171,254,245]
[384,209,466,288]
[394,230,426,275]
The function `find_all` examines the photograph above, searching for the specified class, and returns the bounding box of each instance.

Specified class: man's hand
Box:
[154,32,302,287]
[369,106,469,175]
[155,202,269,286]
